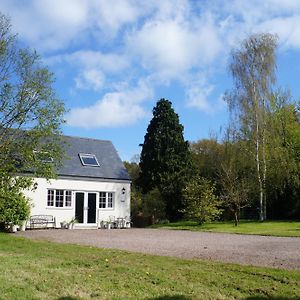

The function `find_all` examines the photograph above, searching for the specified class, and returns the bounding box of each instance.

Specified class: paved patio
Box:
[16,228,300,270]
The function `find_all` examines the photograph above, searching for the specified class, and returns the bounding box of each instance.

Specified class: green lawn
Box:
[151,220,300,237]
[0,233,299,299]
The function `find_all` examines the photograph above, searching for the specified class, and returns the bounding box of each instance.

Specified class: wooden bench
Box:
[29,215,56,229]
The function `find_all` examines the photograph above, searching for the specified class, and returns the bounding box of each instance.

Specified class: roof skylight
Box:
[33,150,54,163]
[79,153,100,167]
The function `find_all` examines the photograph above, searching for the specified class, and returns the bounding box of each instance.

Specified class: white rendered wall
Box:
[23,177,131,228]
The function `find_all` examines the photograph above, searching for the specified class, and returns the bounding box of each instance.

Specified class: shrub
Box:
[182,176,222,225]
[0,189,31,226]
[142,188,166,221]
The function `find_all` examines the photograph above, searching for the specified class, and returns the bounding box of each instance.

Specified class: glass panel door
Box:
[87,193,96,223]
[75,192,84,223]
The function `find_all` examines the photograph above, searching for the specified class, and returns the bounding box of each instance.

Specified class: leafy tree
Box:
[227,33,277,221]
[139,98,192,220]
[142,188,166,221]
[123,161,143,218]
[0,14,65,224]
[130,189,143,218]
[266,92,300,218]
[190,139,225,180]
[123,161,140,187]
[181,176,222,225]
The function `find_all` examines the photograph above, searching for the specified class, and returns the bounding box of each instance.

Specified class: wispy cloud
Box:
[47,50,130,91]
[66,80,153,128]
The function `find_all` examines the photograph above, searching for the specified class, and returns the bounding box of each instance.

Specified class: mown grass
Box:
[151,220,300,237]
[0,233,299,299]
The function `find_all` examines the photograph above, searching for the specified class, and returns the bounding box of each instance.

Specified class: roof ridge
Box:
[62,134,112,143]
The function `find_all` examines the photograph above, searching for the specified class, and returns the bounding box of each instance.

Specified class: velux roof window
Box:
[79,153,100,167]
[33,150,54,163]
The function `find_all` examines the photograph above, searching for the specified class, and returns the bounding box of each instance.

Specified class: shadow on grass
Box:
[148,296,192,300]
[57,297,80,300]
[158,221,200,228]
[243,297,299,300]
[148,296,299,300]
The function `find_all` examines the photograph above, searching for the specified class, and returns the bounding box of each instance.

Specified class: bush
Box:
[130,189,143,217]
[182,176,222,225]
[0,190,31,225]
[142,188,166,221]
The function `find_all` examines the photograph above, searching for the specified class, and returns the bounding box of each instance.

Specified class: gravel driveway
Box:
[16,228,300,270]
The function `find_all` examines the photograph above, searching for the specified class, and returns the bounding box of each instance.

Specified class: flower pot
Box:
[68,223,74,230]
[19,221,26,231]
[9,224,17,233]
[107,223,111,230]
[60,222,67,229]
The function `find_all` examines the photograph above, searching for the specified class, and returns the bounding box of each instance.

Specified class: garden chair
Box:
[109,215,117,228]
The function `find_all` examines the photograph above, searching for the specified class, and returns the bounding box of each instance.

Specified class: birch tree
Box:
[227,33,277,221]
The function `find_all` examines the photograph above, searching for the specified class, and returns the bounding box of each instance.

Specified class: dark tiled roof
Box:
[58,135,130,181]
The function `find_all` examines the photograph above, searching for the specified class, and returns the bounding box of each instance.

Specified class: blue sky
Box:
[1,0,300,161]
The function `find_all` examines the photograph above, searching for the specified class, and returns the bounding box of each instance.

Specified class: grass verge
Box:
[151,220,300,237]
[0,233,299,299]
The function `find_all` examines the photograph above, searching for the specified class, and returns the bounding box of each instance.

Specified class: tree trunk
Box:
[234,211,238,226]
[263,192,267,220]
[262,97,267,220]
[255,109,265,221]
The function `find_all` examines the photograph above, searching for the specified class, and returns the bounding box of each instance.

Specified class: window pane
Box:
[65,190,72,207]
[108,192,113,208]
[99,192,106,208]
[55,190,64,207]
[47,190,54,206]
[79,154,99,166]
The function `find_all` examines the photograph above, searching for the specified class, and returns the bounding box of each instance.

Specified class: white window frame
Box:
[79,153,100,167]
[47,189,73,208]
[33,150,54,163]
[98,192,114,210]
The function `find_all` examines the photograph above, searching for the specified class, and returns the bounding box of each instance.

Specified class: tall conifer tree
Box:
[139,99,192,220]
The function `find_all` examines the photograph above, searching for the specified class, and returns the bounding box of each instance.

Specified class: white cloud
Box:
[0,0,145,51]
[66,81,153,128]
[0,0,90,51]
[47,50,130,91]
[198,0,300,55]
[75,69,105,91]
[93,0,142,34]
[127,13,221,80]
[185,76,215,114]
[66,51,130,73]
[257,15,300,49]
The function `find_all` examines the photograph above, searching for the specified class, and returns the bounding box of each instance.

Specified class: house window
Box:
[79,153,100,167]
[47,190,54,206]
[99,192,114,209]
[56,190,64,207]
[99,192,106,208]
[65,191,72,207]
[47,189,72,208]
[108,192,113,208]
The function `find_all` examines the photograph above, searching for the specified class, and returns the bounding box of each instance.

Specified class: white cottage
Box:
[23,135,131,229]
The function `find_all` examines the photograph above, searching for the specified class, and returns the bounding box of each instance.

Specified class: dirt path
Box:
[16,228,300,270]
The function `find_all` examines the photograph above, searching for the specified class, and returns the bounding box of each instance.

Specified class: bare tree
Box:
[220,162,250,226]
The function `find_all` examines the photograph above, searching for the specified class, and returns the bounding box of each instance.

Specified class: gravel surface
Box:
[16,228,300,270]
